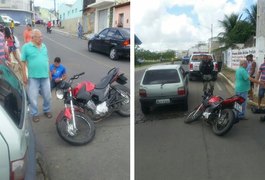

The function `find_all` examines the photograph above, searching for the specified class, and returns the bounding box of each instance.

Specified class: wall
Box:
[223,47,256,70]
[0,9,32,25]
[58,0,83,21]
[113,4,130,28]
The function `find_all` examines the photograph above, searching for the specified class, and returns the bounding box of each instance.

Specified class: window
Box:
[75,8,77,13]
[192,55,213,61]
[0,64,24,128]
[143,69,180,85]
[118,13,124,27]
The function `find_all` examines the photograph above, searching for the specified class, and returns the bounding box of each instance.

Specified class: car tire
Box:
[88,42,93,52]
[141,103,150,114]
[110,47,119,60]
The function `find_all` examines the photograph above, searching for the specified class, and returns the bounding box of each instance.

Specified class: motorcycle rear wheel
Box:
[212,109,234,136]
[114,84,130,117]
[56,111,95,146]
[184,105,203,123]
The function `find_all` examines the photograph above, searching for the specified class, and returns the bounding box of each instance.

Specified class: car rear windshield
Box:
[191,54,213,62]
[142,69,180,85]
[119,28,130,38]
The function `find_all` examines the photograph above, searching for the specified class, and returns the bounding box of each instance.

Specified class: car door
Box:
[93,28,109,52]
[0,134,10,179]
[102,28,117,54]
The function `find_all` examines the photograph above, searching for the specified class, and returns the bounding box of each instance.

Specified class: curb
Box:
[219,72,259,107]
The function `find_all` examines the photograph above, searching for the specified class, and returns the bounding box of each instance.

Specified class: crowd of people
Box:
[0,22,67,123]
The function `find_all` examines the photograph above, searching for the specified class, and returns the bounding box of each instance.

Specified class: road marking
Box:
[44,35,113,69]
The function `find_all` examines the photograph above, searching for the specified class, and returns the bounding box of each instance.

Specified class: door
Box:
[98,9,108,32]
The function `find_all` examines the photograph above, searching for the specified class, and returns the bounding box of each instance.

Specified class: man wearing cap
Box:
[246,54,256,100]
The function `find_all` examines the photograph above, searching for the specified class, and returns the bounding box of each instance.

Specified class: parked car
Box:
[88,27,141,60]
[189,52,218,81]
[0,15,20,26]
[0,62,36,179]
[139,64,189,114]
[182,56,190,64]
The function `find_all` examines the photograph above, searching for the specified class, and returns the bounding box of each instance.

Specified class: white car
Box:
[0,63,36,179]
[1,15,20,26]
[139,64,189,114]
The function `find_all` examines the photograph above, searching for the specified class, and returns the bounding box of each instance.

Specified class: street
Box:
[14,25,130,180]
[135,64,265,180]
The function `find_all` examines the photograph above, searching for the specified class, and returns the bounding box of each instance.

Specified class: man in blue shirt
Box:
[50,57,67,90]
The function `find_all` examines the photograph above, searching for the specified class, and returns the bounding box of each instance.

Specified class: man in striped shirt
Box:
[256,57,265,109]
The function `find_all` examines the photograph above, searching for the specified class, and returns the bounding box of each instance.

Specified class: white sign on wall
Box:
[225,48,256,70]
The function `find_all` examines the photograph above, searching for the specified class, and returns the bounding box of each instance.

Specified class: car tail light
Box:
[10,150,28,180]
[189,63,193,70]
[139,89,147,97]
[178,87,186,95]
[214,63,218,71]
[122,39,130,47]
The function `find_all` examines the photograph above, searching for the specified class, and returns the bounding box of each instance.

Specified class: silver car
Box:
[139,64,189,114]
[0,63,36,179]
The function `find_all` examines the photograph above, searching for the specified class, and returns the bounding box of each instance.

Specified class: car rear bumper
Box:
[189,71,218,78]
[140,95,187,106]
[117,47,130,57]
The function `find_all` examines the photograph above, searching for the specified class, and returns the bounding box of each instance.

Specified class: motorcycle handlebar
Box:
[70,72,85,80]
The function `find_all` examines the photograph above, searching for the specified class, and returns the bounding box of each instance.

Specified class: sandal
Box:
[44,112,52,119]
[33,116,40,122]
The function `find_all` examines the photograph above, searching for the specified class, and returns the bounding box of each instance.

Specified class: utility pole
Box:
[256,0,265,69]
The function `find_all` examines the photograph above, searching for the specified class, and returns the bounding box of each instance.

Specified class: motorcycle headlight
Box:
[55,89,64,99]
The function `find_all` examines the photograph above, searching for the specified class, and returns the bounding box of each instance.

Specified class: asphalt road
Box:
[14,25,130,180]
[135,64,265,180]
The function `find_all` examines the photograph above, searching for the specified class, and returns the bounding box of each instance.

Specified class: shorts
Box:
[258,87,265,98]
[9,46,17,52]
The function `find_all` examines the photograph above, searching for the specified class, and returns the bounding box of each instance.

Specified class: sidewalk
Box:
[220,67,265,107]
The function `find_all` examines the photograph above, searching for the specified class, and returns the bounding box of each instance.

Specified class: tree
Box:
[244,3,257,35]
[218,13,253,49]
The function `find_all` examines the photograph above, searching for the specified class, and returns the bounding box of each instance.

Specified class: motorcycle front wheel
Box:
[114,84,130,117]
[212,109,234,136]
[56,111,96,146]
[184,104,204,123]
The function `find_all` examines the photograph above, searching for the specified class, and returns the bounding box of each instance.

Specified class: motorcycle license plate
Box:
[156,99,170,104]
[234,102,242,112]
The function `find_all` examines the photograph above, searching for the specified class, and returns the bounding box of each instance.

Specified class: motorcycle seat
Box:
[96,68,118,89]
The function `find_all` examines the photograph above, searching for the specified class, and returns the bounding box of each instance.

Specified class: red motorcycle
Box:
[55,67,129,145]
[184,93,245,136]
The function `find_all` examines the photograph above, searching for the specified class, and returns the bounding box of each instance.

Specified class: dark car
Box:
[88,27,140,60]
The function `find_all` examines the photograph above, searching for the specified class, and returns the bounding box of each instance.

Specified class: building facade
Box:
[0,0,33,25]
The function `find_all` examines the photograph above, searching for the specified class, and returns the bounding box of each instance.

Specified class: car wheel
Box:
[88,42,93,52]
[141,103,150,114]
[110,47,119,60]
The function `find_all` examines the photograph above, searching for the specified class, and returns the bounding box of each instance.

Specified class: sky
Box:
[34,0,75,10]
[134,0,257,51]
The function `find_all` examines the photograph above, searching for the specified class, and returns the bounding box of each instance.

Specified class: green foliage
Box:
[135,47,176,64]
[218,3,256,49]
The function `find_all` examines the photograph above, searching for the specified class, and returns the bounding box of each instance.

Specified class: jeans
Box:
[202,74,214,93]
[235,91,248,118]
[27,78,51,116]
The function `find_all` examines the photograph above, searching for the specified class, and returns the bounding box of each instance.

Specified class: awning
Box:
[86,0,115,8]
